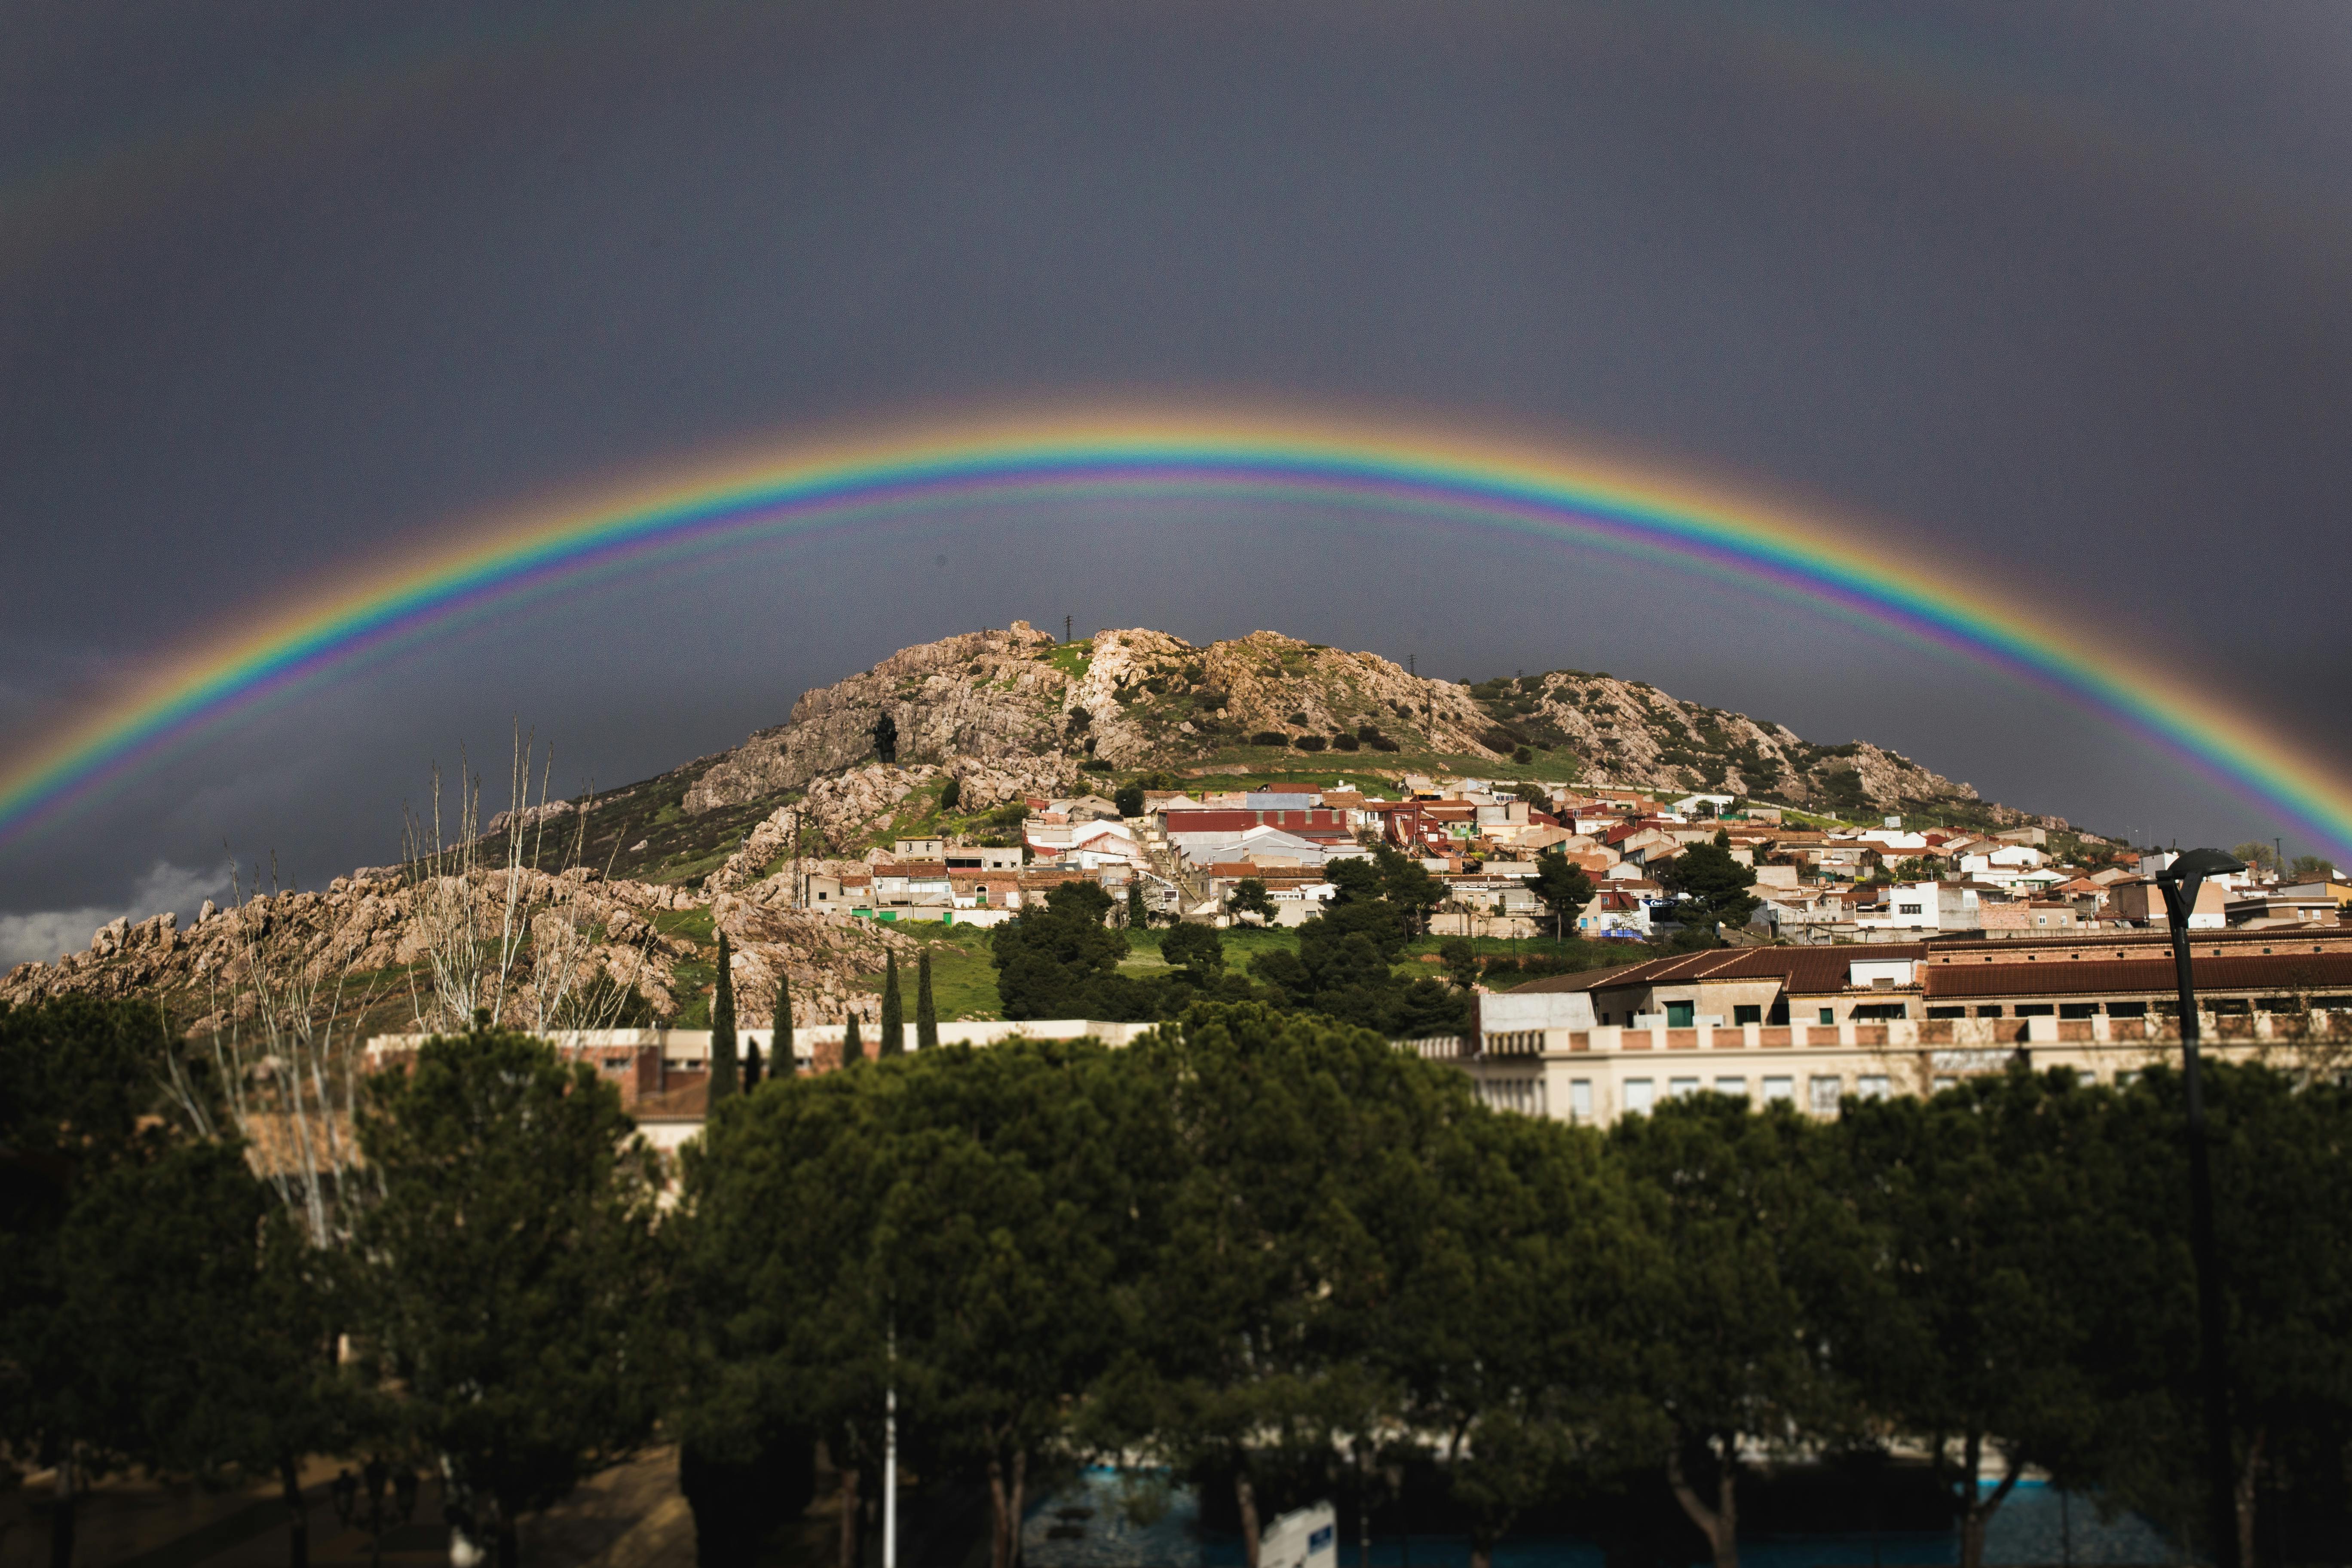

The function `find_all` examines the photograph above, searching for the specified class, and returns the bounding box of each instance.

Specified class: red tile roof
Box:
[1508,944,1930,996]
[1923,950,2352,999]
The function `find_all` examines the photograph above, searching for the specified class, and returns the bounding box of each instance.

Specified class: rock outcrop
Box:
[1456,670,2021,819]
[682,624,1511,815]
[0,863,908,1031]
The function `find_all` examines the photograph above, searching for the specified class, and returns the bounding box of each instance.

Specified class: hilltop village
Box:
[818,774,2349,943]
[378,769,2352,1143]
[14,624,2348,1137]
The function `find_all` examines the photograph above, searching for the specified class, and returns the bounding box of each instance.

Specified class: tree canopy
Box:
[1658,831,1760,938]
[16,984,2352,1568]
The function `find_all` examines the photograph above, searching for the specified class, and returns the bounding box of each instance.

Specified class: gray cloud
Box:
[2,1,2347,908]
[0,861,228,968]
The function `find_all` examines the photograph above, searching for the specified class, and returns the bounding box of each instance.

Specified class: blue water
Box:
[1023,1472,2177,1568]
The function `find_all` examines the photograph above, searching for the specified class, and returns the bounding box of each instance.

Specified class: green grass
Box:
[652,906,716,946]
[1043,643,1094,680]
[670,958,715,1027]
[1179,747,1589,789]
[848,923,1004,1020]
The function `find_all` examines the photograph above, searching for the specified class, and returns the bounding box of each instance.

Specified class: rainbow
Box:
[2,409,2343,854]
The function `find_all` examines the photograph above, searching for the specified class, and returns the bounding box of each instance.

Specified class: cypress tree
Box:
[879,953,904,1057]
[916,951,938,1051]
[707,931,738,1106]
[1127,877,1146,928]
[841,1012,863,1067]
[772,974,793,1077]
[742,1033,762,1093]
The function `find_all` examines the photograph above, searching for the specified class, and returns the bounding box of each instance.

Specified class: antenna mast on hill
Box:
[1066,615,1073,644]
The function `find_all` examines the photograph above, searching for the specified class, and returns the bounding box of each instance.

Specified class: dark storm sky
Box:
[4,0,2350,958]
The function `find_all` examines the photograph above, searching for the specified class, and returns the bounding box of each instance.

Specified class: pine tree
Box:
[879,953,904,1057]
[841,1012,863,1067]
[707,931,738,1106]
[916,950,938,1051]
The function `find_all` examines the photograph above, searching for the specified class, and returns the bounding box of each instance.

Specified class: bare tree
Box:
[401,728,661,1046]
[167,857,389,1248]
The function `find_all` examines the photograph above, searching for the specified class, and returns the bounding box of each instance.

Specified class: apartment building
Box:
[1452,931,2352,1124]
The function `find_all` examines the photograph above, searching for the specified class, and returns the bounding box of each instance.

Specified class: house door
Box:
[1666,1001,1695,1028]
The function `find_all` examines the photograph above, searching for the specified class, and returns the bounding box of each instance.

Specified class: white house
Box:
[1853,880,1982,934]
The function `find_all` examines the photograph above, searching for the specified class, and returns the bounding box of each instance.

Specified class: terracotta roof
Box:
[1508,944,1929,995]
[1923,950,2352,999]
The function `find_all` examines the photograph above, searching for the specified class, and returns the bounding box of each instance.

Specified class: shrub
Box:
[1369,736,1400,753]
[1250,731,1288,747]
[1286,711,1310,726]
[939,778,962,812]
[1294,735,1328,753]
[1514,746,1533,763]
[1332,734,1360,752]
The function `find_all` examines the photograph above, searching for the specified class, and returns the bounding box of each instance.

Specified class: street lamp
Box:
[2154,846,2244,1568]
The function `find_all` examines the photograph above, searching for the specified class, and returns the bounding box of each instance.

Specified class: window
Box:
[2059,1002,2099,1020]
[1857,1074,1892,1099]
[1851,1002,1908,1020]
[1569,1079,1593,1122]
[1818,1008,1836,1026]
[2108,1001,2148,1018]
[1762,1076,1794,1102]
[1715,1075,1748,1097]
[1809,1075,1843,1113]
[1899,903,1923,916]
[1624,1078,1654,1113]
[1733,1004,1763,1026]
[1669,1076,1700,1098]
[1975,1004,2004,1018]
[1926,1006,1966,1019]
[1933,1075,1957,1093]
[2015,1004,2055,1017]
[1666,1001,1695,1028]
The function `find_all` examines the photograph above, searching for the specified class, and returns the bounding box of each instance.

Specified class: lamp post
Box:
[2154,847,2245,1568]
[883,1319,898,1568]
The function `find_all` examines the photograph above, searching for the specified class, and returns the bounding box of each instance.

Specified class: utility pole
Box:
[1065,614,1073,645]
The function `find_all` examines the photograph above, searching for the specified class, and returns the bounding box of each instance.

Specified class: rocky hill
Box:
[680,622,2049,830]
[2,622,2072,1026]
